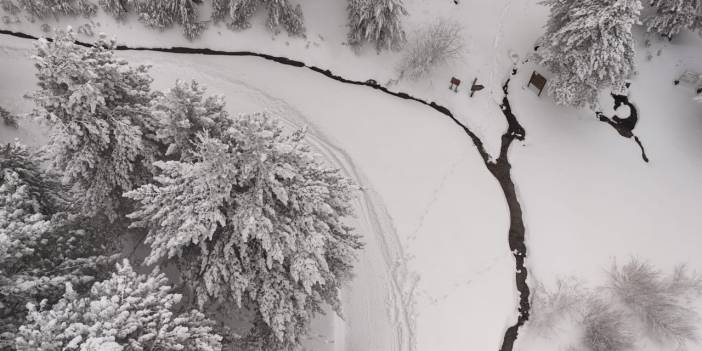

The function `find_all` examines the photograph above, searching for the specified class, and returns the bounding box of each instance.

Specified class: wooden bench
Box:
[528,71,547,97]
[449,77,461,92]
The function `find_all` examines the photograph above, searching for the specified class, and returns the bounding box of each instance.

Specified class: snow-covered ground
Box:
[3,0,702,350]
[511,28,702,351]
[0,35,514,351]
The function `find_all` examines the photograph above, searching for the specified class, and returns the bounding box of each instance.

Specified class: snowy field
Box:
[2,0,702,350]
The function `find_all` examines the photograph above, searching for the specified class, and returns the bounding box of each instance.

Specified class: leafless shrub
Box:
[581,299,634,351]
[397,19,464,81]
[529,278,587,336]
[608,258,702,346]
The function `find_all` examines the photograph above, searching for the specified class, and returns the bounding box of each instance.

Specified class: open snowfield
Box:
[2,0,702,350]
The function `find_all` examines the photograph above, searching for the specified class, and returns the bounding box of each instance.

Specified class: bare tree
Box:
[608,259,702,346]
[580,299,634,351]
[397,19,464,81]
[529,278,587,336]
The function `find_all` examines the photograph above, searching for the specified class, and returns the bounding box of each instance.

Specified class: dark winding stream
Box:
[596,90,649,163]
[0,28,531,351]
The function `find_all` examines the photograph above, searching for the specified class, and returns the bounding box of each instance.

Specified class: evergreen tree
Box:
[211,0,305,36]
[645,0,702,39]
[151,79,230,161]
[537,0,642,108]
[133,0,207,39]
[16,259,222,351]
[99,0,133,20]
[31,30,159,221]
[347,0,408,51]
[0,142,113,349]
[18,0,97,19]
[125,113,362,349]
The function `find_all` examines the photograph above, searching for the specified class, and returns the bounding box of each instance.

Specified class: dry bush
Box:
[397,19,464,81]
[608,258,702,346]
[581,299,634,351]
[529,278,587,336]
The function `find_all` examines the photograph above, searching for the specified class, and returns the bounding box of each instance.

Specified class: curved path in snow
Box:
[0,29,531,351]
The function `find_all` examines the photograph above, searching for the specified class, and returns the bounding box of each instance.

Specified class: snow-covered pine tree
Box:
[125,113,362,349]
[15,259,222,351]
[18,0,97,19]
[212,0,257,29]
[0,142,114,349]
[99,0,133,20]
[347,0,408,51]
[646,0,702,39]
[211,0,305,35]
[537,0,642,108]
[266,0,305,35]
[0,0,21,16]
[151,79,230,161]
[31,30,159,221]
[130,0,206,39]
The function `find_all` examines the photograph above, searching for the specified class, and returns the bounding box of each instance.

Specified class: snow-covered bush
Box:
[18,0,97,19]
[125,113,362,349]
[347,0,408,51]
[15,259,222,351]
[151,79,230,161]
[133,0,207,39]
[529,278,586,336]
[30,30,159,221]
[537,0,641,108]
[211,0,305,36]
[645,0,702,39]
[608,259,702,345]
[397,19,464,80]
[0,142,114,349]
[580,299,634,351]
[0,106,17,129]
